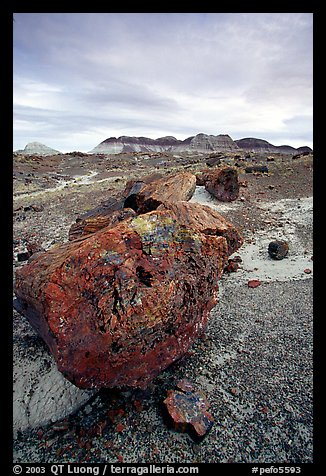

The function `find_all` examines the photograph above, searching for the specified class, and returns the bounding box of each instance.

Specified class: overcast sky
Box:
[13,13,313,152]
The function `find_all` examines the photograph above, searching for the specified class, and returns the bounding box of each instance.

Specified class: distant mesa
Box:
[89,133,240,154]
[15,142,62,156]
[90,133,312,155]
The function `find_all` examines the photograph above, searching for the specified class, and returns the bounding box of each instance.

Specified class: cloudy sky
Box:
[13,13,313,152]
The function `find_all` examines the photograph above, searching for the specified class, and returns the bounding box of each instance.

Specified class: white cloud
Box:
[13,13,313,151]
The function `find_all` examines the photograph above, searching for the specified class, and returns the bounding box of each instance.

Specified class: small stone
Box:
[163,387,214,439]
[17,251,30,262]
[248,279,261,288]
[52,421,69,431]
[132,399,143,412]
[176,378,195,392]
[224,260,239,273]
[229,387,239,396]
[268,240,289,260]
[30,204,44,212]
[115,423,125,433]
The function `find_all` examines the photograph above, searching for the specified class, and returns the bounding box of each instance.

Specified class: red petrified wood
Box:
[204,167,240,202]
[15,207,242,390]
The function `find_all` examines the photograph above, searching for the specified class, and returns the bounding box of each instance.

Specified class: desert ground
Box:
[12,150,313,464]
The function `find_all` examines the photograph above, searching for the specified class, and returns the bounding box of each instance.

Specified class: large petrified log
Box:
[14,206,243,390]
[68,172,196,240]
[125,172,196,213]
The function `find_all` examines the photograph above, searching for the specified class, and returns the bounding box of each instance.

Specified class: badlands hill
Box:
[90,133,239,154]
[15,135,312,156]
[14,142,62,156]
[90,133,312,155]
[234,138,312,155]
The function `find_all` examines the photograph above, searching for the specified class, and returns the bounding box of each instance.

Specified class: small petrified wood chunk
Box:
[15,207,242,389]
[163,384,214,439]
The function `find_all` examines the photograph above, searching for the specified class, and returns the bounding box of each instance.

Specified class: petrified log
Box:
[14,207,242,390]
[125,172,197,213]
[205,167,239,202]
[123,173,163,207]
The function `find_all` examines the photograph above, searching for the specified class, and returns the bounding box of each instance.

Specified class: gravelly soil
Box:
[12,151,314,465]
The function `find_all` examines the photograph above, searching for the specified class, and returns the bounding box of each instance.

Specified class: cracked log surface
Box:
[14,206,243,390]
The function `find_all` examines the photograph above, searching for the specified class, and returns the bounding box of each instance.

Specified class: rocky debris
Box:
[124,172,197,213]
[163,381,214,439]
[15,205,243,390]
[17,251,30,262]
[14,238,43,263]
[204,167,240,202]
[14,203,44,214]
[245,165,269,174]
[268,240,289,260]
[292,151,311,160]
[205,155,222,167]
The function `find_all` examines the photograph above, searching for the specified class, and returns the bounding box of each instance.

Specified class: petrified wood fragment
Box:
[205,167,239,202]
[15,208,242,389]
[163,384,214,439]
[68,204,136,241]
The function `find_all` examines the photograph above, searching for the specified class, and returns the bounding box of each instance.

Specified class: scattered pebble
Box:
[268,240,289,260]
[248,279,262,288]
